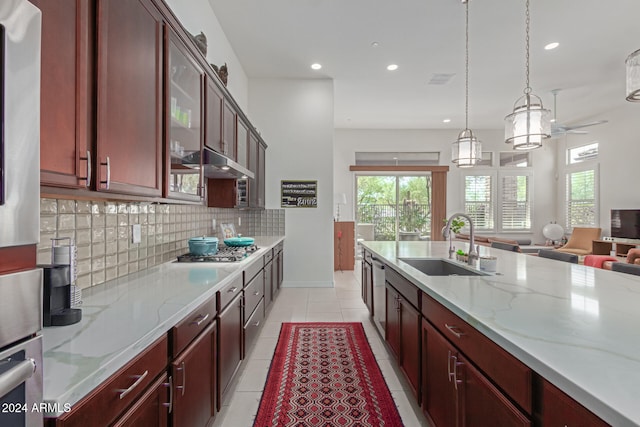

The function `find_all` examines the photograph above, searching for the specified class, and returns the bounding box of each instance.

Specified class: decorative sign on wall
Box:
[281,180,318,208]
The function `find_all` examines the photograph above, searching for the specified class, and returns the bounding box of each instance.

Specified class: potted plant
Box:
[455,249,468,263]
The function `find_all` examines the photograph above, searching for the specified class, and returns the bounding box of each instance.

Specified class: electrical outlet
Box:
[132,224,141,244]
[238,216,242,226]
[212,218,216,230]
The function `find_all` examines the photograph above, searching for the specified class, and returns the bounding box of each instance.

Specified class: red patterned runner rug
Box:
[254,322,403,427]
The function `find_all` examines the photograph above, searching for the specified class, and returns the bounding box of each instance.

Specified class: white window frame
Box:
[564,163,600,231]
[497,168,534,232]
[462,171,497,232]
[462,167,534,233]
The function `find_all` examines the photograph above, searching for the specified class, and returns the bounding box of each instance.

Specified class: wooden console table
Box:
[593,240,639,257]
[334,221,355,271]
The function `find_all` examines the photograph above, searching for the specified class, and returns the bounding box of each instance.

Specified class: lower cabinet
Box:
[217,291,243,409]
[171,321,217,427]
[264,255,274,311]
[276,242,284,290]
[537,378,609,427]
[113,373,169,427]
[361,253,373,315]
[385,282,421,399]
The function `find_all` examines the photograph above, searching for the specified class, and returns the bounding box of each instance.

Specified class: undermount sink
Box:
[398,258,486,276]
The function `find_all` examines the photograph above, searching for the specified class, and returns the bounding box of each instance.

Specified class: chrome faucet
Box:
[442,213,478,266]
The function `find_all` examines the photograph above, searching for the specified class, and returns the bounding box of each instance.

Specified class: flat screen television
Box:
[611,209,640,240]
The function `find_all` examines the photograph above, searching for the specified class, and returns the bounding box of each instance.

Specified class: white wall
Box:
[334,128,556,243]
[165,0,249,111]
[250,78,335,287]
[555,103,640,237]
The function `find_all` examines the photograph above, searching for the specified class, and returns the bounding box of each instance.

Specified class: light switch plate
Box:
[132,224,141,244]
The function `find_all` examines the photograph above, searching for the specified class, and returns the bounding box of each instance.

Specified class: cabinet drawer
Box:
[217,275,243,311]
[243,259,263,286]
[422,293,532,414]
[244,298,265,356]
[244,270,264,318]
[171,296,217,358]
[364,250,372,263]
[264,249,273,264]
[385,266,420,309]
[276,242,284,254]
[55,335,168,427]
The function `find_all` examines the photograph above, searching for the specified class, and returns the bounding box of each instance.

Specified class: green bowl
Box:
[223,237,255,247]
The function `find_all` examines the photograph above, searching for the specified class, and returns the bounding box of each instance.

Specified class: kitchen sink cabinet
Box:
[95,0,163,197]
[422,319,530,427]
[31,0,92,189]
[385,280,421,400]
[166,29,204,201]
[170,321,217,427]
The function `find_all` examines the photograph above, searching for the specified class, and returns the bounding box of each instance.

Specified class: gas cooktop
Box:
[177,244,259,263]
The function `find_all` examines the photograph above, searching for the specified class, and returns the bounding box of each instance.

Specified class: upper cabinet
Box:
[36,0,268,206]
[166,30,204,201]
[95,0,164,197]
[32,0,92,188]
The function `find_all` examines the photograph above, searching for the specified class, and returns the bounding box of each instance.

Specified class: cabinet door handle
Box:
[190,313,209,327]
[447,350,454,383]
[227,286,238,293]
[100,156,111,190]
[79,150,91,187]
[175,361,186,397]
[445,323,465,339]
[253,290,260,296]
[453,356,463,390]
[253,321,260,327]
[162,375,173,413]
[117,370,148,400]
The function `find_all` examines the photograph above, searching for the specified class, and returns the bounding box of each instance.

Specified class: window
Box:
[463,168,533,232]
[355,151,440,166]
[567,142,598,164]
[565,165,599,229]
[499,151,531,167]
[499,170,532,231]
[464,173,495,231]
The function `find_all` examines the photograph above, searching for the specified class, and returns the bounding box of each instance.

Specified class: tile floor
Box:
[212,264,429,427]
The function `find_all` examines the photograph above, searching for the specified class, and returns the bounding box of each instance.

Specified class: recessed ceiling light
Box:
[371,42,380,48]
[311,63,322,70]
[387,64,398,71]
[544,42,559,50]
[443,118,451,123]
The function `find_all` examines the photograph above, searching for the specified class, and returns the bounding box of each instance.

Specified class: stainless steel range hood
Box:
[183,147,254,180]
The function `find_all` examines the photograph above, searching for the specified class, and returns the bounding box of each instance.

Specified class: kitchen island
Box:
[41,236,284,421]
[362,240,640,426]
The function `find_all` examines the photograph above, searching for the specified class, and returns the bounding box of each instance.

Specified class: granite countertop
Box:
[42,236,284,417]
[361,240,640,426]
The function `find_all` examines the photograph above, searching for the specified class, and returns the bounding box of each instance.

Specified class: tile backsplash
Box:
[38,198,285,288]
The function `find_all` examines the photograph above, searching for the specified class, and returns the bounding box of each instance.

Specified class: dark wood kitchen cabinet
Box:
[95,0,163,197]
[112,373,169,427]
[361,250,373,315]
[205,75,224,154]
[257,140,266,208]
[31,0,92,188]
[537,378,608,427]
[384,272,420,400]
[166,29,204,201]
[217,277,243,409]
[247,131,259,208]
[236,117,249,169]
[170,322,217,427]
[222,100,237,160]
[264,250,274,310]
[421,319,530,427]
[276,242,284,291]
[47,335,168,427]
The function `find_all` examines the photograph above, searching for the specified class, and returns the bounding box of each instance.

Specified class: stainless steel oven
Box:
[0,1,43,426]
[0,270,43,427]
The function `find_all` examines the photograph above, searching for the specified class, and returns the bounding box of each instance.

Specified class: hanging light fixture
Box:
[504,0,551,150]
[452,0,481,168]
[626,49,640,101]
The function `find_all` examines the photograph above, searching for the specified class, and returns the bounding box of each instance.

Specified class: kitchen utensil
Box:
[223,236,255,247]
[188,237,219,255]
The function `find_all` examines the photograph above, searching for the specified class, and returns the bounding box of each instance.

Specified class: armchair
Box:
[555,227,601,256]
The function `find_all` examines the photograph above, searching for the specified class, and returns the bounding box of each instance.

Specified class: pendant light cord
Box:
[524,0,531,94]
[465,0,470,130]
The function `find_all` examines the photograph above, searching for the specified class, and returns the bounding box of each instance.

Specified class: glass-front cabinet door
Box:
[167,31,203,200]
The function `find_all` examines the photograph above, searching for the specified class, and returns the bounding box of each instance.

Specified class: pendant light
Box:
[504,0,551,150]
[626,48,640,101]
[452,0,481,168]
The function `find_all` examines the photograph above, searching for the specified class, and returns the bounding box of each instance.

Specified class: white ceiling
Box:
[208,0,640,130]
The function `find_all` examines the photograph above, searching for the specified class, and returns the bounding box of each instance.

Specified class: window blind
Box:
[566,168,597,228]
[464,175,494,230]
[500,174,531,230]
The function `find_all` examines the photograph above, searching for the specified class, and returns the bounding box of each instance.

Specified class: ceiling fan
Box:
[550,89,608,138]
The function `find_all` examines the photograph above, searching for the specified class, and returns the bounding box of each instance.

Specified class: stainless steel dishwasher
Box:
[372,257,386,338]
